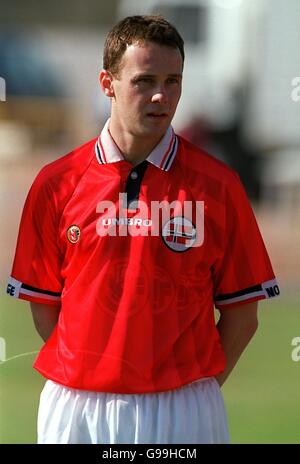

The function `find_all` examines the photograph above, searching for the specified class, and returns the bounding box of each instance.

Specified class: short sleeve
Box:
[6,170,63,305]
[213,172,280,309]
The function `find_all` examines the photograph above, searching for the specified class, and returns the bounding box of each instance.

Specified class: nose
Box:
[151,85,167,104]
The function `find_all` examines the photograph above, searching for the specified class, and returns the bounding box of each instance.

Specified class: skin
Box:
[30,303,60,342]
[30,41,259,386]
[215,302,258,386]
[99,41,183,165]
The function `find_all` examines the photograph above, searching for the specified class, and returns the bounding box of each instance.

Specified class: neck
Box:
[108,118,164,166]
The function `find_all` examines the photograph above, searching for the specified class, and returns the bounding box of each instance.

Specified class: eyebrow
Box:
[131,73,182,80]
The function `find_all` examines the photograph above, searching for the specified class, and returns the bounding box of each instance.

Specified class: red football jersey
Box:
[7,120,279,393]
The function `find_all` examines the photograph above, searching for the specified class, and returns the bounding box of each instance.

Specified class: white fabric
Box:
[37,378,230,444]
[95,118,178,171]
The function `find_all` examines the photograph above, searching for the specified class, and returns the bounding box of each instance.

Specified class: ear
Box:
[99,70,115,97]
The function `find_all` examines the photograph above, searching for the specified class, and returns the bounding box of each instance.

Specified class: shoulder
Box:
[35,137,97,188]
[175,136,249,205]
[176,135,240,187]
[26,137,97,210]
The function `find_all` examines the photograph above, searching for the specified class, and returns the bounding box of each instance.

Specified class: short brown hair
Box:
[103,15,185,76]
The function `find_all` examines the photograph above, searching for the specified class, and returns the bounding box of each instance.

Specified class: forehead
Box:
[118,42,183,75]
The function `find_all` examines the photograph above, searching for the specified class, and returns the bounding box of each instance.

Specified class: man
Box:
[7,15,279,444]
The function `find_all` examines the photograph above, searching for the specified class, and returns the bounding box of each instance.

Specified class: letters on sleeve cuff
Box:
[214,278,280,309]
[6,276,61,306]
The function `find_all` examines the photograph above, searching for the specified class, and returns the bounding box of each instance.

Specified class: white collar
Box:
[95,118,178,171]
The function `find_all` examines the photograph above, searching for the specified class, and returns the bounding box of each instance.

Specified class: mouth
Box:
[146,113,168,119]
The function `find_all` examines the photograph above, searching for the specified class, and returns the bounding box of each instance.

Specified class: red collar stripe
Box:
[95,139,104,164]
[159,132,175,169]
[161,135,178,171]
[98,136,107,163]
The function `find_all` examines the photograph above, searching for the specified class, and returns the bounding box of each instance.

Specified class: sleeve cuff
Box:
[6,276,61,306]
[214,278,280,309]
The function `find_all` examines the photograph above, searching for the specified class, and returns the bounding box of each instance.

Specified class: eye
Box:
[167,78,180,84]
[138,77,153,83]
[132,77,154,85]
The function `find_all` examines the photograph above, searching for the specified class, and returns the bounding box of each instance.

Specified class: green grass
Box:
[222,299,300,443]
[0,295,299,444]
[0,296,44,444]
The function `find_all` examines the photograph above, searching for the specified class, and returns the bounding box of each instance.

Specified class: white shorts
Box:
[37,378,230,444]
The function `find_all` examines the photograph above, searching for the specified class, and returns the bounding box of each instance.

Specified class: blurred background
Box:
[0,0,299,444]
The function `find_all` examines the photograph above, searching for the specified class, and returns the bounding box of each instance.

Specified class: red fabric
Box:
[9,135,278,393]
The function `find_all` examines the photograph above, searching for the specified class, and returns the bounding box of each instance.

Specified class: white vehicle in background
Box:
[118,0,256,133]
[118,0,300,210]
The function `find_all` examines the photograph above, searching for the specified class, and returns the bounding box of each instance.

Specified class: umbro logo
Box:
[102,218,152,226]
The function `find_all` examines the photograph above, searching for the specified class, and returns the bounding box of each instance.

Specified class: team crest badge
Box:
[162,217,197,252]
[67,225,81,244]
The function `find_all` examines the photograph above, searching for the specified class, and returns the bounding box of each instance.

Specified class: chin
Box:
[142,119,170,135]
[141,127,166,139]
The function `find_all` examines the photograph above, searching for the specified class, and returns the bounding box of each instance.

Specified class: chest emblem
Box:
[162,217,197,252]
[67,225,81,244]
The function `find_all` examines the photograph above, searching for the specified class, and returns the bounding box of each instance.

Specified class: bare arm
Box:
[215,301,258,387]
[30,302,61,342]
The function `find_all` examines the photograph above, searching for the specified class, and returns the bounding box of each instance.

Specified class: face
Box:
[100,42,183,140]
